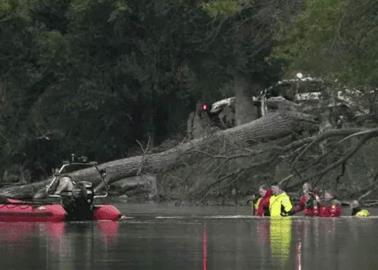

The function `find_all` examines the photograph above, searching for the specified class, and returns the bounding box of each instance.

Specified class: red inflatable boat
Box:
[0,199,121,222]
[0,156,122,222]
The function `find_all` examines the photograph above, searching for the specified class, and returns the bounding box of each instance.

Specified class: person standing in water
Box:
[269,183,294,217]
[350,200,370,217]
[254,185,272,216]
[294,182,320,216]
[319,190,342,217]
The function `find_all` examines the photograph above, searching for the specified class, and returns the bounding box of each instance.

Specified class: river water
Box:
[0,203,377,270]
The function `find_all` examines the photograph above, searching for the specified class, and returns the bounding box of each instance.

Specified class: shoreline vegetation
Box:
[0,0,377,206]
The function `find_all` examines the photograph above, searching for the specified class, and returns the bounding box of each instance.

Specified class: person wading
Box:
[294,182,320,216]
[319,190,342,217]
[350,200,370,217]
[255,185,272,216]
[269,183,294,217]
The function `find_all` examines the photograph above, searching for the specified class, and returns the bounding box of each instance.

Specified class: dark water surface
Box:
[1,203,378,270]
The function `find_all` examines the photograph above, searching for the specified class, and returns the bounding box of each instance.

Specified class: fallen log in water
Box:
[0,112,316,199]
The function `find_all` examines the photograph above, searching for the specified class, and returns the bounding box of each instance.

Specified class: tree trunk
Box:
[234,73,259,125]
[0,111,316,198]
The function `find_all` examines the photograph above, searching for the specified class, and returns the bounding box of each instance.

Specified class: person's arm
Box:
[254,198,262,216]
[281,196,294,216]
[262,197,271,216]
[54,177,73,194]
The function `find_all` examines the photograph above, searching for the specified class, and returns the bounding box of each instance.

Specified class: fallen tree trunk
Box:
[0,181,48,199]
[0,111,316,198]
[95,111,316,191]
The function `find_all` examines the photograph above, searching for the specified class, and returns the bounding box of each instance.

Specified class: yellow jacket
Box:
[269,192,293,217]
[355,209,370,217]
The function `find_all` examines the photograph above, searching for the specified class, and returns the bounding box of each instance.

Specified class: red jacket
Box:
[319,200,341,217]
[255,189,272,216]
[295,193,320,216]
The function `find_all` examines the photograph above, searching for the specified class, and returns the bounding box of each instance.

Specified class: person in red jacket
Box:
[319,190,342,217]
[294,182,320,216]
[255,185,272,216]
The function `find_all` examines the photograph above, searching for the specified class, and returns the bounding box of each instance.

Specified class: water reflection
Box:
[293,218,339,269]
[270,218,292,266]
[0,222,35,244]
[53,221,120,270]
[255,219,270,269]
[0,221,120,270]
[295,241,302,270]
[1,215,378,270]
[202,224,208,270]
[97,221,119,245]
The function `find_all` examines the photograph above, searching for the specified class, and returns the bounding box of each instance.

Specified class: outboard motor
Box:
[62,181,95,221]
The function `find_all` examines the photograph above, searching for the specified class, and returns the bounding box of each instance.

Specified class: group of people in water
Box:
[252,182,370,217]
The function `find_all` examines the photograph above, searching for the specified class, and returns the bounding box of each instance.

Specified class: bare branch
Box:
[309,135,370,179]
[338,128,378,144]
[358,173,378,201]
[292,128,365,167]
[278,174,294,186]
[136,136,152,176]
[191,149,261,160]
[198,168,244,203]
[288,133,376,190]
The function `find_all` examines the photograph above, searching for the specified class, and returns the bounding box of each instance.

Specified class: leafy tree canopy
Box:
[274,0,378,89]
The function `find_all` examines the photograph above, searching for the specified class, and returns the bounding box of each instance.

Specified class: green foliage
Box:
[0,0,297,181]
[199,0,288,88]
[0,0,208,180]
[274,0,378,88]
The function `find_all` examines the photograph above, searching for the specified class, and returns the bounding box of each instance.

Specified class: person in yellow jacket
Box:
[269,183,294,217]
[350,200,370,217]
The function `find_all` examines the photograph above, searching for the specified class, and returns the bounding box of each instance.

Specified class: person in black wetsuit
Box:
[34,174,95,220]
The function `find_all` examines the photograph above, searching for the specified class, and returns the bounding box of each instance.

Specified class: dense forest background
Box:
[0,0,377,187]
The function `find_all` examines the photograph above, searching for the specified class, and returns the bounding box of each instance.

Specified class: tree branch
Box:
[292,128,365,167]
[288,133,377,190]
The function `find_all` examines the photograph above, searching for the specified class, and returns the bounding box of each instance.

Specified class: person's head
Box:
[271,183,282,195]
[258,185,268,197]
[350,200,360,209]
[303,182,312,194]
